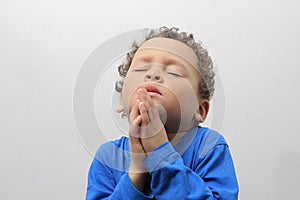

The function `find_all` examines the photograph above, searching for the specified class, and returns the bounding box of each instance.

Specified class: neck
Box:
[167,131,188,146]
[166,124,199,146]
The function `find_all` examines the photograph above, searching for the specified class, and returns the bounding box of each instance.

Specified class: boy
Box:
[86,26,239,199]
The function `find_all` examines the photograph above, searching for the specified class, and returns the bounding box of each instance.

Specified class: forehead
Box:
[133,49,189,66]
[137,37,199,69]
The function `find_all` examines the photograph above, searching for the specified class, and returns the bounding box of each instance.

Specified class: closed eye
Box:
[167,70,183,77]
[133,69,147,72]
[131,65,150,72]
[169,72,182,77]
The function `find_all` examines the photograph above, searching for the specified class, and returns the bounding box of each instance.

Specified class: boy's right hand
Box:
[128,99,149,192]
[128,98,147,173]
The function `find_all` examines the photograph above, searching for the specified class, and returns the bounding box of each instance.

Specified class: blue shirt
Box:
[86,126,239,199]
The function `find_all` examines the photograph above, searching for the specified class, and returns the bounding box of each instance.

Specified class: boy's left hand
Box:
[137,88,169,153]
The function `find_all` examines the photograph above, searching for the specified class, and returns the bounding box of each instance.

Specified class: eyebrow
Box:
[134,55,187,68]
[133,55,153,63]
[165,57,187,68]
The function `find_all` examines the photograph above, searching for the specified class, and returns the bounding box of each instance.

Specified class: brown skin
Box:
[128,88,168,191]
[117,48,210,192]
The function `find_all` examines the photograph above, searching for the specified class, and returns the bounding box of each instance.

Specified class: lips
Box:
[144,85,162,96]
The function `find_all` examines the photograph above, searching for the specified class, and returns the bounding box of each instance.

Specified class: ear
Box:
[116,104,124,113]
[116,92,124,113]
[194,100,210,123]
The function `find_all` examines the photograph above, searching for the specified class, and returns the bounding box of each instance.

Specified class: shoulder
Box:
[93,136,129,171]
[196,127,227,145]
[195,126,228,159]
[95,136,128,158]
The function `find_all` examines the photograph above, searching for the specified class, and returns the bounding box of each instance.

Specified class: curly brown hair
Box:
[115,26,215,100]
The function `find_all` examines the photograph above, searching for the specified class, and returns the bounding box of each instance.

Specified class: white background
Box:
[1,0,299,199]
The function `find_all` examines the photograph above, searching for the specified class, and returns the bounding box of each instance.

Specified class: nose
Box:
[144,71,163,82]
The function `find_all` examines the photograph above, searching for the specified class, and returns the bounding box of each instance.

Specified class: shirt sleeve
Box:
[86,157,154,200]
[144,142,239,200]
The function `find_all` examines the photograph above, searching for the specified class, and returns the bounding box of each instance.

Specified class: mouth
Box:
[144,85,162,96]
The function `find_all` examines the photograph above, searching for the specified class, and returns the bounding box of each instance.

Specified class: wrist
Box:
[128,172,149,192]
[143,133,169,153]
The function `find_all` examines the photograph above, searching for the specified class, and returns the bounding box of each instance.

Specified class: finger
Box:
[151,104,167,127]
[139,102,150,126]
[129,99,140,123]
[130,115,142,137]
[138,88,153,108]
[143,88,154,107]
[133,115,142,126]
[142,93,152,113]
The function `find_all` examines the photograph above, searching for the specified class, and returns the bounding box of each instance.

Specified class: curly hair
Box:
[115,26,215,100]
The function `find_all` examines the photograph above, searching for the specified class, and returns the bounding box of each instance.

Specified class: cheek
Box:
[169,80,199,113]
[121,74,142,113]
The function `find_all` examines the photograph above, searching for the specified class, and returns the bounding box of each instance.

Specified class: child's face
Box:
[120,38,204,132]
